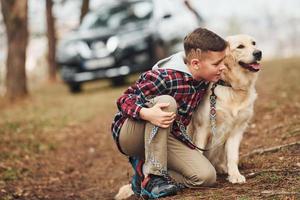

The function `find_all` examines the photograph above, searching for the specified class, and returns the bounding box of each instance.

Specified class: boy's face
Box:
[189,49,227,82]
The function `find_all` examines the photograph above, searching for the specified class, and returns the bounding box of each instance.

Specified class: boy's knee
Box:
[187,166,216,187]
[201,167,217,186]
[154,95,177,112]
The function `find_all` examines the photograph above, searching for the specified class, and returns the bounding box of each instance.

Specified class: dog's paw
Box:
[228,174,246,184]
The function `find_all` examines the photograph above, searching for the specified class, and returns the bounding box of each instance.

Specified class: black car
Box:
[56,0,198,92]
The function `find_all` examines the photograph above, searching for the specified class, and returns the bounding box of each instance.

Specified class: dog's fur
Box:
[190,34,262,184]
[115,34,262,199]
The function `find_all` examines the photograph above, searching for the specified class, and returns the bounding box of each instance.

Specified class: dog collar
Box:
[215,79,232,87]
[210,84,218,136]
[191,80,232,152]
[209,80,231,136]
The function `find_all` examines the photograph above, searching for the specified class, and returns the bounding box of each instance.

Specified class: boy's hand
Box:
[140,103,176,128]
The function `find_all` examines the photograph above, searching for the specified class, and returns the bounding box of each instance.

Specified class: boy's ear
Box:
[190,58,201,70]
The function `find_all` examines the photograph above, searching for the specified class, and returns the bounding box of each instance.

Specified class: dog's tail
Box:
[114,184,134,200]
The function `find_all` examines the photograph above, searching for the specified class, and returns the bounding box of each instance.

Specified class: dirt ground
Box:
[0,58,300,200]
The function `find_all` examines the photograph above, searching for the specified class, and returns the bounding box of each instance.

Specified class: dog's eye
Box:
[252,41,256,45]
[237,44,245,49]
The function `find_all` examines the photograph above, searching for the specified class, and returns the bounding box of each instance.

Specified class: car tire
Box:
[111,76,126,86]
[68,83,82,93]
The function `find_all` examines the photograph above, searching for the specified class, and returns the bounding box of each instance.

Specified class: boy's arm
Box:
[117,70,175,127]
[139,103,176,128]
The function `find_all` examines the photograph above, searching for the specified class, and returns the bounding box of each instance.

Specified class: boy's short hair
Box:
[184,28,227,60]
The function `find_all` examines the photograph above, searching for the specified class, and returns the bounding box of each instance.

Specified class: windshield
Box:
[79,1,153,30]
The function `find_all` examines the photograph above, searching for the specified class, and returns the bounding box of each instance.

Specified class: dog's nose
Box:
[253,50,262,61]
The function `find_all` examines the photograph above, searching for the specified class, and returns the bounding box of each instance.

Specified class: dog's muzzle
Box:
[239,50,262,72]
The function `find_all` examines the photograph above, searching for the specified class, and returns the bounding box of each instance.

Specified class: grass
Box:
[1,168,20,182]
[0,195,14,200]
[0,83,120,134]
[258,173,281,183]
[0,78,131,170]
[0,74,141,188]
[237,197,251,200]
[0,79,127,133]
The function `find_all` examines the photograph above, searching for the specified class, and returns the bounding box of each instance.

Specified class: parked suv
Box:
[56,0,198,93]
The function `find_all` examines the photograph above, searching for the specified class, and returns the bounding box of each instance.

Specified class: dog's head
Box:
[226,34,262,72]
[221,35,262,89]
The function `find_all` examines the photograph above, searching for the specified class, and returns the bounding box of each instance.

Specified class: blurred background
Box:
[1,1,300,199]
[0,0,300,96]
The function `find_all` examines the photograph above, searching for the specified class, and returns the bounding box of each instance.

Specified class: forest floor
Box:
[0,58,299,200]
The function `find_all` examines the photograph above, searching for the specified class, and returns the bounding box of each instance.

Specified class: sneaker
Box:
[141,174,179,199]
[129,157,144,195]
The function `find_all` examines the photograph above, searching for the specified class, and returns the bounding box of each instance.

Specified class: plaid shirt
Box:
[111,68,209,154]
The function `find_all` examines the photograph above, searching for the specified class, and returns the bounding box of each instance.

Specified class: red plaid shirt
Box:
[111,69,209,154]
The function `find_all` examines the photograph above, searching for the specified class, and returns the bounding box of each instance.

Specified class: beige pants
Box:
[119,95,216,188]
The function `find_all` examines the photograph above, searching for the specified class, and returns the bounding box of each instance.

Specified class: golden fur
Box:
[190,34,262,184]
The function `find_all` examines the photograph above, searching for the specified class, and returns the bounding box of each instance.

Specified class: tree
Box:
[1,0,28,101]
[80,0,89,23]
[46,0,57,82]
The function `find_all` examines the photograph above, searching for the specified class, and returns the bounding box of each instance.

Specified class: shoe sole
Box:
[141,188,177,199]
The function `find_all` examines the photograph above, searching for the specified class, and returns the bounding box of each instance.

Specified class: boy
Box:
[111,28,227,199]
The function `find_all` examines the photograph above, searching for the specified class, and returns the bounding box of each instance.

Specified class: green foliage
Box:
[257,172,281,183]
[0,80,126,167]
[237,196,251,200]
[1,168,19,181]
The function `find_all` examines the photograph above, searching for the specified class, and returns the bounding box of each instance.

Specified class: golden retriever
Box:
[190,34,262,184]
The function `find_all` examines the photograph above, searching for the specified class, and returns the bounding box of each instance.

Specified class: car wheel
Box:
[111,76,126,86]
[68,83,82,93]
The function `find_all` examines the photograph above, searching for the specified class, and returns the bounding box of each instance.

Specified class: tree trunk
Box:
[80,0,89,23]
[46,0,57,82]
[1,0,28,101]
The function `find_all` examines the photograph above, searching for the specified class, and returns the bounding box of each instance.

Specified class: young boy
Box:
[111,28,227,199]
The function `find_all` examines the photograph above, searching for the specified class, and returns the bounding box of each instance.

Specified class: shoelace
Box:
[146,175,167,190]
[161,171,185,190]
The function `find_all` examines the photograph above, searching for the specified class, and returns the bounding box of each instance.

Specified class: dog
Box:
[190,34,262,184]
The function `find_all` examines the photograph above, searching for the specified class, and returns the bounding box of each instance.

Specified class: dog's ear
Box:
[224,52,235,71]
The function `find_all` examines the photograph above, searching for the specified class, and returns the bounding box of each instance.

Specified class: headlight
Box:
[106,36,119,52]
[65,41,91,58]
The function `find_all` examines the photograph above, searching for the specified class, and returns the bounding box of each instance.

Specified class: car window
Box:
[79,1,153,30]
